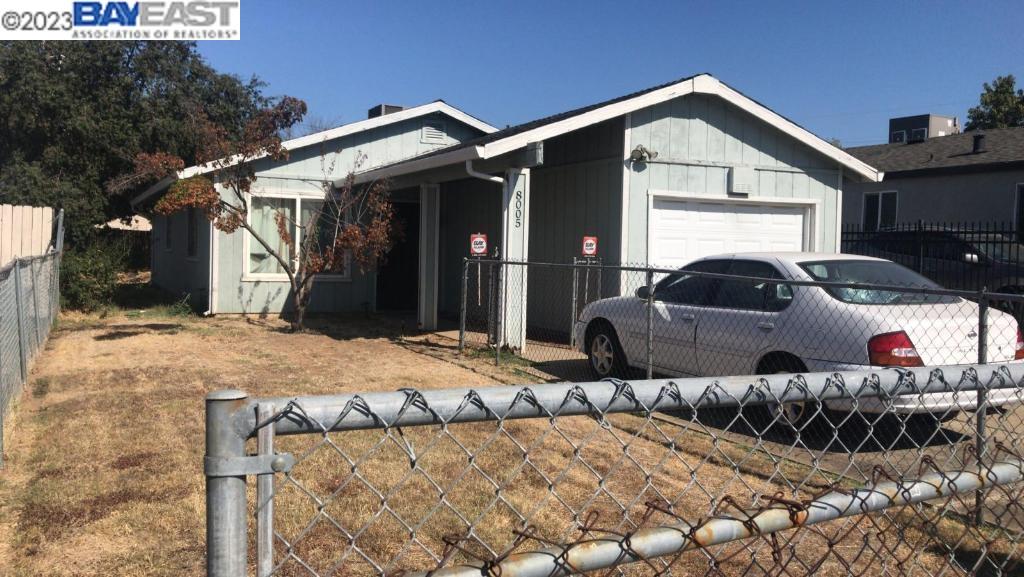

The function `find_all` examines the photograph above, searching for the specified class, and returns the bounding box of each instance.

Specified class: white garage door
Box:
[649,198,808,269]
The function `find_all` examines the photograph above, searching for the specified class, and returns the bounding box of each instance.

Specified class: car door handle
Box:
[679,313,695,321]
[757,322,775,331]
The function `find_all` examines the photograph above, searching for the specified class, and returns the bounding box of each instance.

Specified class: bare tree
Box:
[127,97,396,331]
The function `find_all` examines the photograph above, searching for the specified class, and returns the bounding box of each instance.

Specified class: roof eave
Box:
[348,73,884,185]
[130,175,178,209]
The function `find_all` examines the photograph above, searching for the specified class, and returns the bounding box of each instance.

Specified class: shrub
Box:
[60,241,127,311]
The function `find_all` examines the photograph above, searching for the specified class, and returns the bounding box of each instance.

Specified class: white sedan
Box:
[574,253,1024,426]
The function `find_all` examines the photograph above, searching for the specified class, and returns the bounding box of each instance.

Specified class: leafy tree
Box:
[0,41,267,244]
[966,75,1024,130]
[129,98,396,331]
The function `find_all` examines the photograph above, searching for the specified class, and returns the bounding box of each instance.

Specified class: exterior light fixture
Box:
[629,145,658,163]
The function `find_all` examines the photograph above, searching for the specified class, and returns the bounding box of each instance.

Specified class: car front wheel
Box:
[587,323,628,379]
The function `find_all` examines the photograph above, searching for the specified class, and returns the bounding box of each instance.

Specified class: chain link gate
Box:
[205,364,1024,577]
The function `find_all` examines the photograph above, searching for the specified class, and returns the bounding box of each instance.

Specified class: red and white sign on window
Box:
[470,233,488,256]
[582,236,598,257]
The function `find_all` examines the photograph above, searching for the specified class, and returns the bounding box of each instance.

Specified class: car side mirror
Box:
[635,286,651,300]
[964,253,980,264]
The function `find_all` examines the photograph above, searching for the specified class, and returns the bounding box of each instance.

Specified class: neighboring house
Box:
[130,101,496,315]
[350,73,881,347]
[887,114,960,144]
[842,127,1024,231]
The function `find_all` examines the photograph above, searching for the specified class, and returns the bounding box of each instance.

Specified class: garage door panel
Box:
[650,197,808,267]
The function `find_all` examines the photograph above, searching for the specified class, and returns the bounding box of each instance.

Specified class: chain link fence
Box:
[0,209,64,465]
[206,365,1024,577]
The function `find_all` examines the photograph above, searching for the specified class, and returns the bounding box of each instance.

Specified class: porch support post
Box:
[418,184,440,330]
[500,168,530,352]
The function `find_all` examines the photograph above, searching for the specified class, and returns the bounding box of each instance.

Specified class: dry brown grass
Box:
[0,311,1017,577]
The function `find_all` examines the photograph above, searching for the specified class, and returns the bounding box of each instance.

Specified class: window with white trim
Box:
[862,191,898,231]
[911,127,928,141]
[891,130,906,143]
[247,195,350,279]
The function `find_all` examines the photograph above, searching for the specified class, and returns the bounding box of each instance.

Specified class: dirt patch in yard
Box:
[0,311,1015,577]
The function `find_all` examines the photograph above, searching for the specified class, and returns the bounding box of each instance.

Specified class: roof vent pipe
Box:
[973,133,987,154]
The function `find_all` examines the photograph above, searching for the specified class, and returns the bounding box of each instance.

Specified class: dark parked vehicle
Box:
[843,223,1024,316]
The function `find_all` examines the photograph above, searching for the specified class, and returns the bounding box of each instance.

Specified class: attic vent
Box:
[421,121,447,144]
[728,166,755,196]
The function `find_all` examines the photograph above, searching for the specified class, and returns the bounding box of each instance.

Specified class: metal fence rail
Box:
[0,209,63,465]
[206,364,1024,577]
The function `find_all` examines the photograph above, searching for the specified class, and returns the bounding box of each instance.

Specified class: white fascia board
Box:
[344,73,882,186]
[144,101,498,197]
[712,83,882,182]
[350,145,483,185]
[479,78,698,160]
[130,175,177,208]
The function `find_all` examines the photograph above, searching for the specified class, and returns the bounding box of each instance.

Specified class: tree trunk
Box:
[290,274,314,332]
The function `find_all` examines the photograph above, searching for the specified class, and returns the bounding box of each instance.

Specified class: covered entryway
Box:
[376,201,420,311]
[648,196,813,268]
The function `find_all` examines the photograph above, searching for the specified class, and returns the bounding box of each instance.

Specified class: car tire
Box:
[758,356,822,435]
[586,322,629,379]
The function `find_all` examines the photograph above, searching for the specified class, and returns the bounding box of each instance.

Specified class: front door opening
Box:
[376,201,420,311]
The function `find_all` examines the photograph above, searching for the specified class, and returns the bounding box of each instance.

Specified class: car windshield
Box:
[798,260,959,305]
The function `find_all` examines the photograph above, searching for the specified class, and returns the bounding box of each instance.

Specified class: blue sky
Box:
[199,0,1023,147]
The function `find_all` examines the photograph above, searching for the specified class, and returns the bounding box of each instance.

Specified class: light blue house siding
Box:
[626,93,842,263]
[151,210,211,306]
[210,112,488,315]
[526,119,625,335]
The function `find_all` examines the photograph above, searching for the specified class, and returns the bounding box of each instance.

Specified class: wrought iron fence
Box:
[206,365,1024,577]
[0,209,64,465]
[841,221,1024,303]
[457,258,1024,385]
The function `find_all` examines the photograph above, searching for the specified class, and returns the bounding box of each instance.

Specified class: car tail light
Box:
[868,331,924,367]
[1016,328,1024,360]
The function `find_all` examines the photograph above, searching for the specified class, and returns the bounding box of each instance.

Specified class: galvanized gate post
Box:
[256,403,276,577]
[645,269,654,379]
[975,289,989,525]
[205,390,250,577]
[458,259,468,354]
[12,260,27,383]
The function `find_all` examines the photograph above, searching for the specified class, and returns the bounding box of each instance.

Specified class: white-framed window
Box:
[891,130,906,143]
[421,121,447,144]
[244,192,351,281]
[164,214,173,251]
[862,191,898,231]
[911,127,928,141]
[186,207,199,259]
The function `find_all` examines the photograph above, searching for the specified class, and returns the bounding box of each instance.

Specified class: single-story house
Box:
[348,73,881,348]
[131,100,496,315]
[842,127,1024,231]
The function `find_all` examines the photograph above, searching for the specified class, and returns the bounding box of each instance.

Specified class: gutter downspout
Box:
[464,160,508,349]
[205,220,218,316]
[465,160,504,186]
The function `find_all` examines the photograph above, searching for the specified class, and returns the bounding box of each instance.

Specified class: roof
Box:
[845,127,1024,177]
[131,100,496,208]
[349,73,882,185]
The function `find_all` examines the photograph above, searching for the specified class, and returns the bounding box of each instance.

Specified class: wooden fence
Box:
[0,205,55,267]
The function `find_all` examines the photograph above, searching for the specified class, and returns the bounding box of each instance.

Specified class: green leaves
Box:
[966,75,1024,131]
